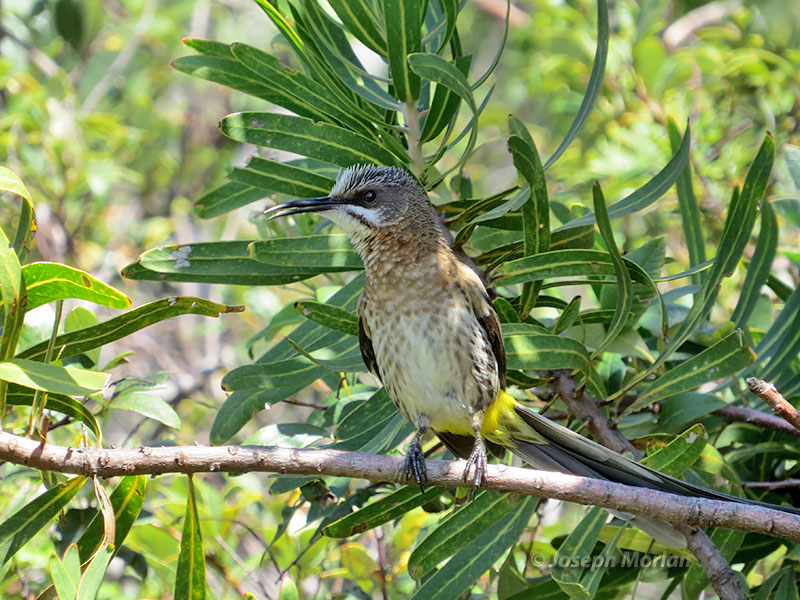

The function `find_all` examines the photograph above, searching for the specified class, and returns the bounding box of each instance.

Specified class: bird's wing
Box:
[357,298,381,380]
[457,263,507,389]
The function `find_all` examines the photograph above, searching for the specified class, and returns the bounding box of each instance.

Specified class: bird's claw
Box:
[462,439,488,500]
[403,438,428,491]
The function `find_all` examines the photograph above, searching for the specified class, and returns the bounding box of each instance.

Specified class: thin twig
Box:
[714,405,800,438]
[742,479,800,490]
[746,378,800,434]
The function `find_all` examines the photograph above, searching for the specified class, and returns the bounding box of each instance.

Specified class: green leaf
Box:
[732,201,777,328]
[0,166,36,262]
[382,0,421,102]
[409,496,536,600]
[19,297,243,362]
[323,486,444,538]
[508,117,550,317]
[278,577,299,600]
[293,1,401,115]
[211,357,330,444]
[22,262,131,311]
[408,491,515,580]
[421,55,472,142]
[294,301,358,336]
[229,43,376,134]
[0,226,25,361]
[503,324,606,399]
[558,121,691,230]
[642,424,707,477]
[5,384,101,441]
[173,53,331,123]
[229,156,334,200]
[249,235,363,271]
[331,388,414,454]
[635,330,754,409]
[543,0,608,170]
[0,476,86,564]
[111,391,181,429]
[220,112,404,168]
[668,118,705,286]
[0,358,108,396]
[408,52,478,168]
[75,544,115,600]
[657,393,727,433]
[551,507,607,599]
[553,296,581,335]
[327,0,386,55]
[175,478,206,600]
[77,476,146,562]
[614,134,773,400]
[50,545,80,600]
[193,181,264,219]
[126,242,322,285]
[591,182,632,358]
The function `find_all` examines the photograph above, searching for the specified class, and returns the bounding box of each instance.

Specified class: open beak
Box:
[263,196,339,219]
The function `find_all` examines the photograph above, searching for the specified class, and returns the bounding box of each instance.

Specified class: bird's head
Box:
[264,165,434,242]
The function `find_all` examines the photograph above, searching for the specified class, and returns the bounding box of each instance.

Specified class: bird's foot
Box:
[462,437,488,500]
[403,438,428,491]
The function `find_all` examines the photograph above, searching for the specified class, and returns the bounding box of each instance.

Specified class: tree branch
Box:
[746,377,800,434]
[713,405,800,438]
[548,370,747,600]
[1,432,799,544]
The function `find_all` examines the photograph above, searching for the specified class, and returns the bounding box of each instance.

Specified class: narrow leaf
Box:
[0,166,36,262]
[194,181,264,219]
[543,0,608,169]
[668,118,705,285]
[76,544,115,600]
[408,491,515,580]
[409,497,536,600]
[642,424,707,477]
[327,0,387,55]
[77,476,147,562]
[323,486,444,538]
[731,201,777,327]
[0,358,108,396]
[591,182,633,358]
[19,297,242,362]
[294,301,358,336]
[0,476,86,564]
[503,324,606,399]
[220,112,403,168]
[174,477,206,600]
[382,0,421,102]
[249,235,363,271]
[229,156,334,199]
[558,121,691,230]
[23,263,131,311]
[636,330,754,409]
[5,384,101,441]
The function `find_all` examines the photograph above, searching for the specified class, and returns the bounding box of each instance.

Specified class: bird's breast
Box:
[362,285,498,434]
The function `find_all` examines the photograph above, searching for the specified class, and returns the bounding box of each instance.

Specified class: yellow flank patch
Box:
[482,389,519,446]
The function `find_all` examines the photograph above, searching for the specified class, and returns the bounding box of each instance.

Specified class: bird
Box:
[265,164,799,547]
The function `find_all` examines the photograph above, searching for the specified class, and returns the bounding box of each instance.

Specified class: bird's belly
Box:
[369,304,491,435]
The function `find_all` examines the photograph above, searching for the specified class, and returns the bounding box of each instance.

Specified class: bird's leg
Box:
[403,417,429,491]
[463,411,488,499]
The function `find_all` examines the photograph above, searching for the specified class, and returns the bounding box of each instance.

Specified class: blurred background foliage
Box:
[1,0,799,598]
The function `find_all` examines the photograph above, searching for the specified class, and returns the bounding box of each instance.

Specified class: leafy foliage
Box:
[2,0,800,598]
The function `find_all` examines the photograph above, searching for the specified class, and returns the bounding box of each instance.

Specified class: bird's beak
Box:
[263,196,338,219]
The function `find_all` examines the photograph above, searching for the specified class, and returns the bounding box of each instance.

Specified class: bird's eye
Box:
[362,190,377,203]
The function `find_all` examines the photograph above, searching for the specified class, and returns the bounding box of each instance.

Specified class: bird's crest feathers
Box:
[332,164,418,197]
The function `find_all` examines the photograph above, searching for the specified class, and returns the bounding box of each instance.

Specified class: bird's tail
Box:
[485,390,800,547]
